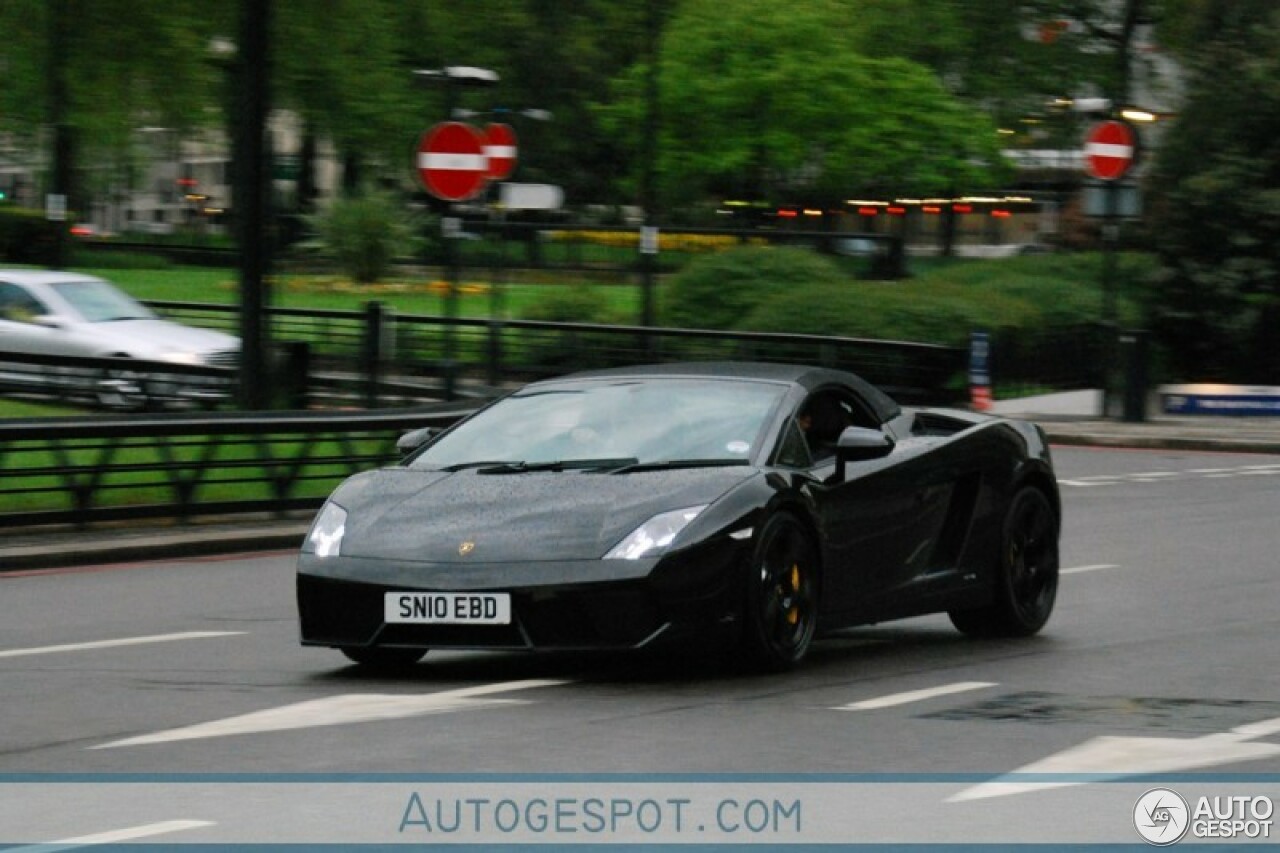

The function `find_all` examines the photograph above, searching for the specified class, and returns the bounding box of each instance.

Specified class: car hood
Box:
[71,319,239,360]
[329,466,757,563]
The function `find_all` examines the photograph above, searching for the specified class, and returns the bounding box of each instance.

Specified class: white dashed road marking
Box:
[949,717,1280,802]
[834,682,998,711]
[1060,463,1280,488]
[1061,564,1119,575]
[0,631,245,659]
[2,819,214,852]
[92,679,571,749]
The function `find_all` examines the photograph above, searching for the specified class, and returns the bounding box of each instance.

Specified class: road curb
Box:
[0,524,310,572]
[1041,427,1280,456]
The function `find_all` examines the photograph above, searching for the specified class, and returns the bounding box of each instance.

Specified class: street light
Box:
[413,66,500,87]
[1120,108,1158,123]
[452,107,554,123]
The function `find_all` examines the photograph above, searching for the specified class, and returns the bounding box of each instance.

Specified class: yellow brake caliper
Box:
[786,564,801,625]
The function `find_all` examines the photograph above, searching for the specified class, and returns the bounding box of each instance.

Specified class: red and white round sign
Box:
[416,121,489,201]
[484,123,518,181]
[1084,120,1138,181]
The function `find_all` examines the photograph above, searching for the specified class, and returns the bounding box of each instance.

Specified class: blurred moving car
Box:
[0,270,239,407]
[298,362,1061,672]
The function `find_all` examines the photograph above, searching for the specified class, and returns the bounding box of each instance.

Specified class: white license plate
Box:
[385,592,511,625]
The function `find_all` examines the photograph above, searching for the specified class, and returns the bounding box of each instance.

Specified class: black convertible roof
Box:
[545,361,902,423]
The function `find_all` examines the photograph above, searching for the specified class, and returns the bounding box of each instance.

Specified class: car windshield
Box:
[49,280,156,323]
[410,377,788,470]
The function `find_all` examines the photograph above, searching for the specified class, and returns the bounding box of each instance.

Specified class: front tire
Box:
[740,513,819,671]
[340,646,427,668]
[95,356,149,410]
[950,486,1058,637]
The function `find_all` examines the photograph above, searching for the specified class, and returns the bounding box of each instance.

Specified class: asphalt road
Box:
[2,445,1279,847]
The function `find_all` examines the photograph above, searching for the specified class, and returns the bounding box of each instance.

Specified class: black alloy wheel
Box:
[950,486,1059,637]
[741,513,819,671]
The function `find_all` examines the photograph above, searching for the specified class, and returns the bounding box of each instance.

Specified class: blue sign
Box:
[969,331,991,387]
[1161,385,1280,416]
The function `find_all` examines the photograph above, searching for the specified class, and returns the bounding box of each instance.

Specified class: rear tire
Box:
[340,646,427,668]
[740,513,819,671]
[950,486,1058,637]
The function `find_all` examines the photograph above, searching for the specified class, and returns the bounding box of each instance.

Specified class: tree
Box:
[1144,0,1280,381]
[599,0,1010,212]
[0,1,223,208]
[848,1,1168,153]
[275,0,421,196]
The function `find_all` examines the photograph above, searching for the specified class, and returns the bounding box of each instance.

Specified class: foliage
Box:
[76,250,1159,392]
[1144,0,1280,381]
[739,252,1154,346]
[520,283,621,325]
[0,208,57,265]
[0,0,225,207]
[303,190,423,284]
[600,0,1011,209]
[661,246,848,331]
[1,0,1175,221]
[275,0,418,185]
[68,248,172,270]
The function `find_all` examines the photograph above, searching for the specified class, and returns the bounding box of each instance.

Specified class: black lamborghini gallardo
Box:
[298,362,1060,671]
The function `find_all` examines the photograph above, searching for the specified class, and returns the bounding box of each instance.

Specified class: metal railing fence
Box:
[0,404,474,530]
[146,301,967,407]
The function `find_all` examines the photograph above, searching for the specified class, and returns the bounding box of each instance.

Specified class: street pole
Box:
[234,0,272,410]
[639,0,662,354]
[1101,181,1119,416]
[1102,181,1119,330]
[442,213,459,400]
[413,67,498,400]
[47,0,71,270]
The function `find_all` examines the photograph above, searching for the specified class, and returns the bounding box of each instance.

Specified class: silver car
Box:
[0,270,239,407]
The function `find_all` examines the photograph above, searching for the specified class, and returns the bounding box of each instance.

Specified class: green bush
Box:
[0,207,57,265]
[68,247,172,270]
[303,189,422,284]
[515,284,631,373]
[661,245,848,330]
[736,252,1154,346]
[741,282,987,345]
[520,283,621,325]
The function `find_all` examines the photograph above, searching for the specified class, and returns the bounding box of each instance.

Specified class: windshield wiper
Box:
[440,460,520,472]
[476,457,638,474]
[609,459,750,474]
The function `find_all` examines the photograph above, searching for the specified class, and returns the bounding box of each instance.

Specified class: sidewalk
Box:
[992,389,1280,454]
[2,393,1278,572]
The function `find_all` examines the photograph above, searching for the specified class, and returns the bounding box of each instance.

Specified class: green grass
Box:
[81,249,1154,338]
[0,399,87,419]
[78,265,646,322]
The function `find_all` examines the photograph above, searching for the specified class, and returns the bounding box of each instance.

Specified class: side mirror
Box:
[832,427,894,479]
[33,315,64,330]
[396,426,441,456]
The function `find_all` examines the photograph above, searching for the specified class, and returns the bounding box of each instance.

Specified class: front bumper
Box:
[297,539,749,652]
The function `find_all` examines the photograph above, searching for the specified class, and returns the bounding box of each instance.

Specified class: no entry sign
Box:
[1084,120,1138,181]
[484,123,518,181]
[417,122,488,201]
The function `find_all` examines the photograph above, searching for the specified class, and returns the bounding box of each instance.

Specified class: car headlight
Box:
[605,505,707,561]
[146,349,204,366]
[303,502,348,557]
